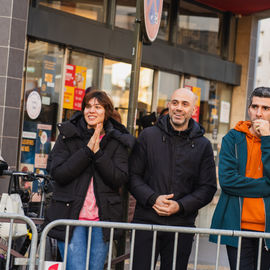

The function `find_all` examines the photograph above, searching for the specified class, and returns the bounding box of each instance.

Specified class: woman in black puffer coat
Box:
[45,90,135,270]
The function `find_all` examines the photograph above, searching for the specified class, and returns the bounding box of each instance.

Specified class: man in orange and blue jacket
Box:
[210,87,270,270]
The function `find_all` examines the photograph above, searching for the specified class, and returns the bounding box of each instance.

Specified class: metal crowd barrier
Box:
[0,213,38,270]
[38,219,270,270]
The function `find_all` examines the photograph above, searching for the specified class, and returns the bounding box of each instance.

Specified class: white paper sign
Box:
[26,91,42,120]
[220,101,230,124]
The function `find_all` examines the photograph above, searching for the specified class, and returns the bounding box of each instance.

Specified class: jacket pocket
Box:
[45,193,75,230]
[106,196,123,222]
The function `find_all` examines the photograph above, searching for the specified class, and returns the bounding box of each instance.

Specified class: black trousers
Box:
[132,230,194,270]
[226,237,270,270]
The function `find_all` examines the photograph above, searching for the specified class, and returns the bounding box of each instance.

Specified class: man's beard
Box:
[170,117,187,128]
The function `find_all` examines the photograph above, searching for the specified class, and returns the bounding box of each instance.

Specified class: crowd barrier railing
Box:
[38,219,270,270]
[0,213,38,270]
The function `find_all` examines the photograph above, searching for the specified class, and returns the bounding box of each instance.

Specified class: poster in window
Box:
[41,55,57,100]
[63,64,86,111]
[73,88,85,111]
[21,126,37,166]
[63,86,75,109]
[20,128,37,191]
[34,124,52,169]
[192,86,201,123]
[65,64,76,87]
[74,65,87,90]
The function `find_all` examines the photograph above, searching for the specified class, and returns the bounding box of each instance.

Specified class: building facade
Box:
[256,18,270,88]
[1,0,270,227]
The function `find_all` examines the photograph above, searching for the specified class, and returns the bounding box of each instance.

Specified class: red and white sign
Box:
[63,64,87,111]
[73,88,85,111]
[142,0,163,43]
[44,261,63,270]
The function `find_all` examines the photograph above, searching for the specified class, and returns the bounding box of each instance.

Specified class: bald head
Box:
[170,88,198,106]
[168,88,197,131]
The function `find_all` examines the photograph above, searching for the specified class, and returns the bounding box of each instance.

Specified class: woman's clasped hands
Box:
[87,123,103,153]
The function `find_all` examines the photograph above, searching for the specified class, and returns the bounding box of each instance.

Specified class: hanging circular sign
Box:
[141,0,163,43]
[26,91,42,120]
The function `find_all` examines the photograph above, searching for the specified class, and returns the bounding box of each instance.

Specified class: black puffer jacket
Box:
[45,112,135,241]
[129,115,217,226]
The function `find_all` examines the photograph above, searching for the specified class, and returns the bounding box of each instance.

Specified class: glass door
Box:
[102,58,154,135]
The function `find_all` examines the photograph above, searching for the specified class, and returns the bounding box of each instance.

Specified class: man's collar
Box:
[167,117,193,136]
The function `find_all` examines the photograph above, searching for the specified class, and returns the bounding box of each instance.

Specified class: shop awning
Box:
[195,0,270,15]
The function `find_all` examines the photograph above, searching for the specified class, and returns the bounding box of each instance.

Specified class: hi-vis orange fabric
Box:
[235,121,265,232]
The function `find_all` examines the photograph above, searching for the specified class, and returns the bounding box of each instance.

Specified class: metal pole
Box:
[116,2,143,269]
[127,0,143,135]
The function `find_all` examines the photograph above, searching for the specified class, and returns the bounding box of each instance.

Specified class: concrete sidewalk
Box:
[188,236,230,269]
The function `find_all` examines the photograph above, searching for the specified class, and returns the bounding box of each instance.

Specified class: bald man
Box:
[129,88,217,270]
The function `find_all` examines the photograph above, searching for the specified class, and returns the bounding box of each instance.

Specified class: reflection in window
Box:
[102,59,153,130]
[157,0,171,41]
[39,0,105,22]
[156,71,180,115]
[178,0,221,55]
[136,68,154,133]
[102,59,131,125]
[115,0,136,30]
[138,68,153,112]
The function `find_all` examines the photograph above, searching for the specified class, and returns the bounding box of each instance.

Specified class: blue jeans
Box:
[58,226,109,270]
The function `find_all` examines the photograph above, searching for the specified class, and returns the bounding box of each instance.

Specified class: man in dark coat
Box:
[129,88,217,270]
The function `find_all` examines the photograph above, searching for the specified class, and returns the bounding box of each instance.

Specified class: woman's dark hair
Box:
[249,87,270,107]
[82,90,114,120]
[111,109,122,123]
[85,86,93,95]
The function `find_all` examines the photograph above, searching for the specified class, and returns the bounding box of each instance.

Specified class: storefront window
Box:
[62,50,102,121]
[178,0,221,55]
[183,76,232,144]
[102,59,131,124]
[102,59,153,130]
[183,76,232,228]
[137,68,154,133]
[156,71,180,114]
[20,40,65,176]
[115,0,136,30]
[157,0,171,41]
[115,0,170,41]
[39,0,105,22]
